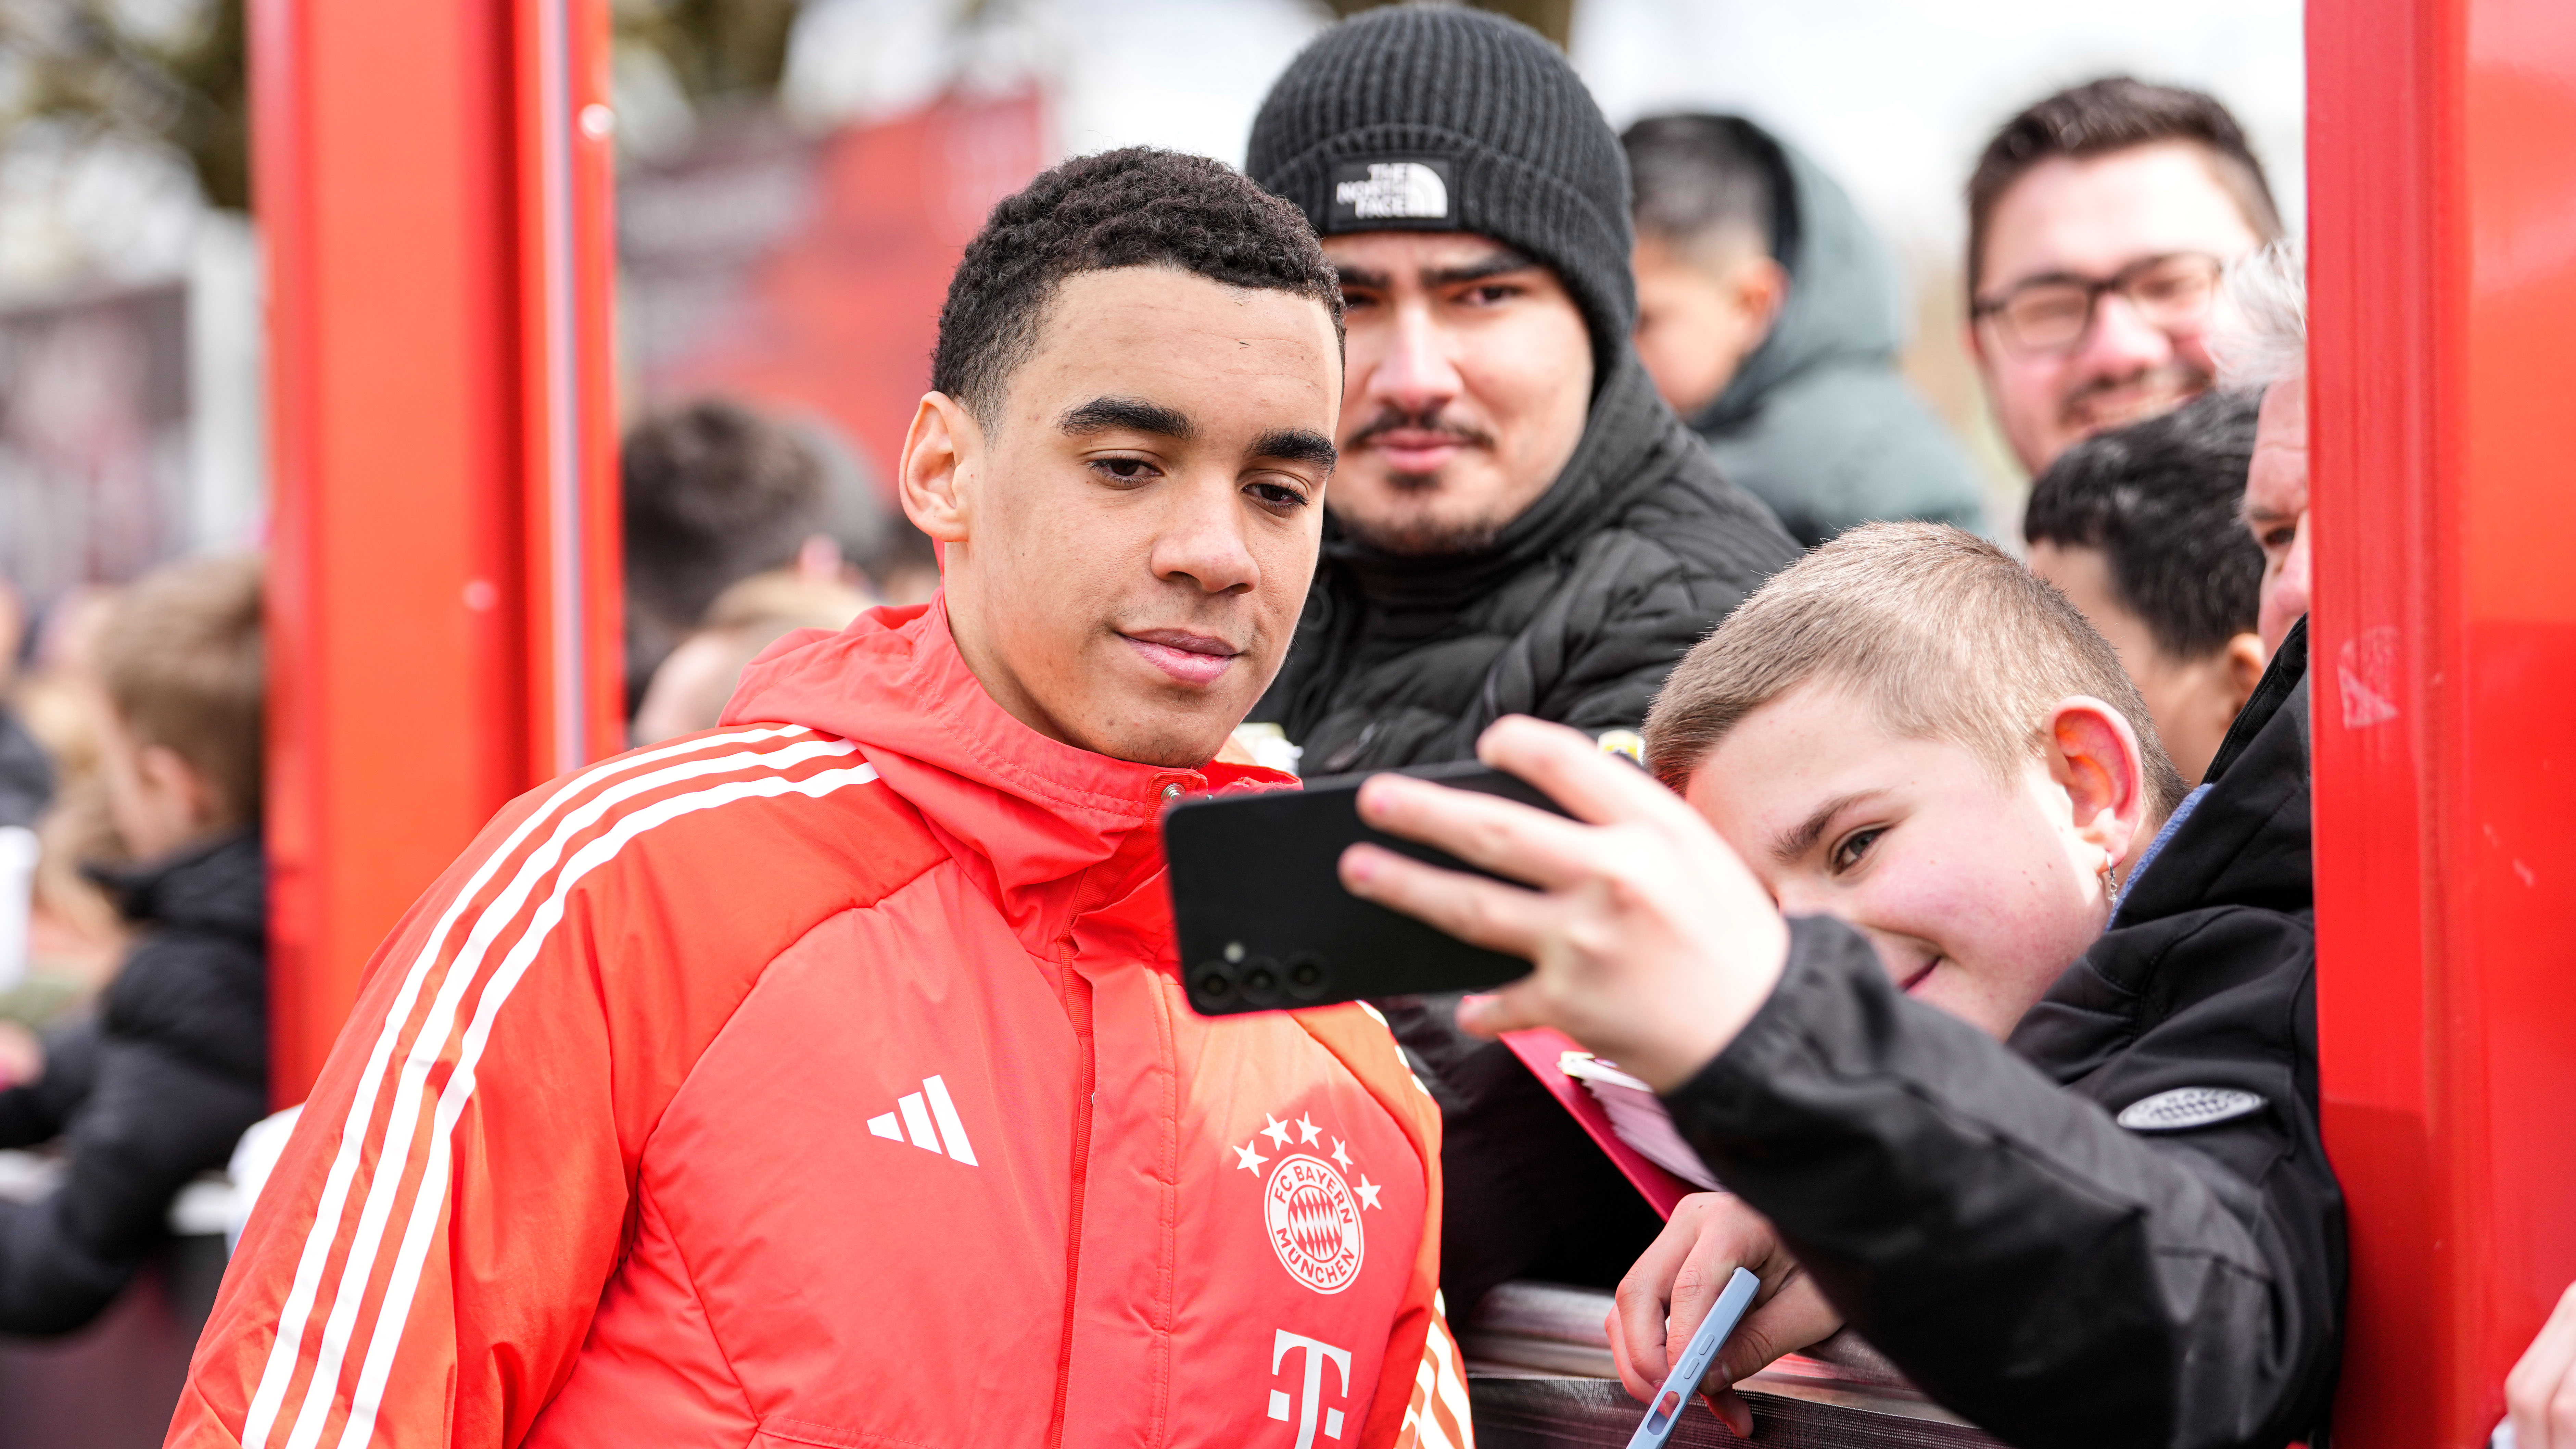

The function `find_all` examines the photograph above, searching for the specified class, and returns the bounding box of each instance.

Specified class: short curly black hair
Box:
[2023,388,2265,661]
[932,147,1342,427]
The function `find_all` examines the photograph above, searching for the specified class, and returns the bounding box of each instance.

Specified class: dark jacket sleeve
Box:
[1664,917,2339,1449]
[0,934,269,1335]
[0,1015,103,1148]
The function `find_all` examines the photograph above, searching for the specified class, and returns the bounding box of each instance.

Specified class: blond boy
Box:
[1343,526,2340,1449]
[0,554,267,1335]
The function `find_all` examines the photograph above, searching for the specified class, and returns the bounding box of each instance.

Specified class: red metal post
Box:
[253,0,620,1104]
[2309,1,2576,1444]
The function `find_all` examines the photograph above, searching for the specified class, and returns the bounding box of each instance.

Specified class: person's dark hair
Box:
[933,147,1342,427]
[1621,114,1785,262]
[1968,77,2282,297]
[2023,388,2265,661]
[622,398,826,705]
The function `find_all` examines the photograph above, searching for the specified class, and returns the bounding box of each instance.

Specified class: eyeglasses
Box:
[1971,252,2224,357]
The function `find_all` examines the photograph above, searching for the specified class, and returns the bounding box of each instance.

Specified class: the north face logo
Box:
[1331,160,1450,222]
[867,1074,979,1165]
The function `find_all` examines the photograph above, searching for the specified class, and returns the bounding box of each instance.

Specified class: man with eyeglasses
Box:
[1967,77,2285,475]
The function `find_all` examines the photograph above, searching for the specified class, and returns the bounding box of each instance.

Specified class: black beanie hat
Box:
[1247,6,1637,380]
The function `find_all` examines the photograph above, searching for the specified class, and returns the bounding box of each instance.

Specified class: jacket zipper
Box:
[1046,946,1097,1448]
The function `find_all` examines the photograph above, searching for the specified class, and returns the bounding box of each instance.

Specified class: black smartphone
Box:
[1163,759,1571,1017]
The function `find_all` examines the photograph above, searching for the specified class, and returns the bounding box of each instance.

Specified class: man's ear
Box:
[1733,255,1790,344]
[2042,696,2152,866]
[1962,316,1989,370]
[2221,632,2269,715]
[899,391,979,546]
[138,743,225,832]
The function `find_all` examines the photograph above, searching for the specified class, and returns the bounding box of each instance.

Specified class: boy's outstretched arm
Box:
[1344,716,2339,1449]
[1663,915,2335,1449]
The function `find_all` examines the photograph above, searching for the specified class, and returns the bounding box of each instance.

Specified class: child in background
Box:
[2024,389,2270,785]
[1341,525,2340,1449]
[0,554,267,1334]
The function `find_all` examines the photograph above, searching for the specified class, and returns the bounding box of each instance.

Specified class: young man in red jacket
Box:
[172,149,1470,1449]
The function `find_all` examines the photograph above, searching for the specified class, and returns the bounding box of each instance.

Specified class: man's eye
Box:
[1248,481,1308,511]
[1340,289,1379,310]
[1464,283,1520,305]
[1093,457,1158,483]
[1830,827,1884,873]
[2261,527,2297,551]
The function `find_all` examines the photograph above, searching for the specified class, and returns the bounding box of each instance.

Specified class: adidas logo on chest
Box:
[867,1074,978,1165]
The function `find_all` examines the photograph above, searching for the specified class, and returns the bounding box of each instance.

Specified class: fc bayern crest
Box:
[1264,1154,1365,1294]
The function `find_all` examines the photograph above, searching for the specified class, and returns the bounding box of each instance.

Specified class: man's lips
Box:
[1359,427,1478,472]
[1897,960,1941,995]
[1122,629,1241,686]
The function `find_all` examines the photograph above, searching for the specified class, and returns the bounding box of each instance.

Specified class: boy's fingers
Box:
[1613,1206,1712,1391]
[1340,844,1551,958]
[1698,1386,1754,1440]
[1353,771,1603,891]
[1477,715,1697,829]
[1605,1305,1659,1404]
[1452,981,1556,1039]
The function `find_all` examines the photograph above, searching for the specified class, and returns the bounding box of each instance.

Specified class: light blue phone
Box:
[1625,1266,1760,1449]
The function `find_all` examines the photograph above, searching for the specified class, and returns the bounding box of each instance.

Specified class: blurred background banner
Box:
[623,86,1043,486]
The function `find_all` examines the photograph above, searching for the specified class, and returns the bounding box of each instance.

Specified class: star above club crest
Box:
[1356,1174,1382,1210]
[1235,1141,1269,1174]
[1260,1114,1292,1149]
[1296,1113,1322,1144]
[1330,1137,1353,1172]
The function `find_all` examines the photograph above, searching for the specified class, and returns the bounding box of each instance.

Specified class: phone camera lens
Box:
[1243,965,1277,993]
[1196,969,1233,1000]
[1286,954,1326,999]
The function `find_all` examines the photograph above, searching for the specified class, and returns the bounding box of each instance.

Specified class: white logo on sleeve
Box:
[1268,1330,1353,1447]
[867,1073,978,1165]
[1333,161,1449,220]
[2115,1085,2267,1133]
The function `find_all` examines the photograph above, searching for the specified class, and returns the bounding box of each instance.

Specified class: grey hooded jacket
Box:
[1686,117,1989,547]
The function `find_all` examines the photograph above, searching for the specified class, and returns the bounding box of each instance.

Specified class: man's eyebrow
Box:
[1058,395,1194,441]
[1767,791,1878,864]
[1249,428,1338,473]
[1424,249,1541,289]
[1331,262,1391,291]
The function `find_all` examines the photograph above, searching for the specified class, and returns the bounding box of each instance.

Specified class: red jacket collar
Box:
[722,594,1292,959]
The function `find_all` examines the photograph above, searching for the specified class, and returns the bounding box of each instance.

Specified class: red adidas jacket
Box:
[171,598,1472,1449]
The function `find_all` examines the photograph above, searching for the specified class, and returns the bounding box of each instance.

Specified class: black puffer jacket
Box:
[0,829,267,1335]
[1255,353,1800,774]
[1664,622,2343,1449]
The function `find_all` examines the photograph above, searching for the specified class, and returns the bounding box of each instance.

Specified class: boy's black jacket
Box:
[0,829,267,1335]
[1665,620,2344,1449]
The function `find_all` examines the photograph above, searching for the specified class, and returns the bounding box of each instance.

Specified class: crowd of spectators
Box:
[0,8,2562,1449]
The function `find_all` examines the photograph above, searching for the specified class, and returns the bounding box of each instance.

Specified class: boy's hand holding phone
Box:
[1338,715,1789,1091]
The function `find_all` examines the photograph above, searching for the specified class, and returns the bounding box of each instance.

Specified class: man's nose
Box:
[1151,478,1260,595]
[2068,292,2174,381]
[2270,513,2313,633]
[1364,300,1464,411]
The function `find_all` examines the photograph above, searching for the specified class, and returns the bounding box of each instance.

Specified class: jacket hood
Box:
[720,596,1292,959]
[1690,118,1909,432]
[92,828,265,943]
[1322,349,1704,618]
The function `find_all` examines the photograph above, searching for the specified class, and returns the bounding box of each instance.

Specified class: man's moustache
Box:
[2060,363,2213,424]
[1347,407,1496,452]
